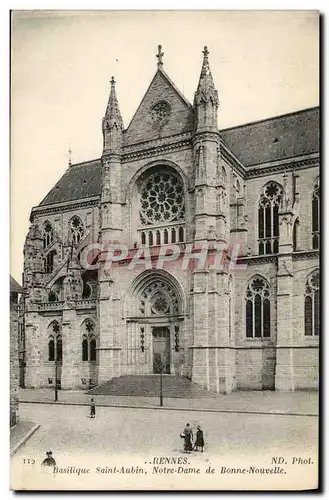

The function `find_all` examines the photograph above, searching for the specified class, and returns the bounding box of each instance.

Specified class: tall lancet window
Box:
[258,182,283,255]
[304,270,319,336]
[245,276,271,338]
[312,179,320,250]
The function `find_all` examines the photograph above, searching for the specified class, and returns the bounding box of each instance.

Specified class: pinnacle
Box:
[104,75,123,128]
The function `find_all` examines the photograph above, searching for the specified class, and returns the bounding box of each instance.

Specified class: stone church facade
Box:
[21,47,319,393]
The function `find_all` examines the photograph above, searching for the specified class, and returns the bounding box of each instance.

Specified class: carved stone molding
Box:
[31,198,99,220]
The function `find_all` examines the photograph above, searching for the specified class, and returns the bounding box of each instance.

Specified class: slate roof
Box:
[40,159,102,206]
[221,106,319,167]
[37,107,319,207]
[10,275,24,294]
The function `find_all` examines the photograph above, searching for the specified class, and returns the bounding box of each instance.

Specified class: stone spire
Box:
[194,46,219,132]
[102,76,123,154]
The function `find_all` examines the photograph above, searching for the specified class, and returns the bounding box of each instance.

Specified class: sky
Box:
[10,10,319,282]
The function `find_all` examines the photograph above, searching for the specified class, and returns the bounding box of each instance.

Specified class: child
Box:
[90,398,96,418]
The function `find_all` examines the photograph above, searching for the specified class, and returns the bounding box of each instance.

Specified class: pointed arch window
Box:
[312,180,320,249]
[43,221,54,249]
[245,277,271,338]
[304,270,319,336]
[81,320,97,362]
[70,216,84,244]
[48,321,62,362]
[258,182,282,255]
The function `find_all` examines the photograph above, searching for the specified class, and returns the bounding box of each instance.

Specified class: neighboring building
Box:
[21,47,319,393]
[10,276,24,426]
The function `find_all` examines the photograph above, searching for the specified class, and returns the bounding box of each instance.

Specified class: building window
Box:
[82,336,88,361]
[82,282,92,299]
[245,276,271,338]
[48,291,58,302]
[56,335,62,362]
[48,321,62,362]
[48,337,55,361]
[90,338,97,361]
[258,182,283,255]
[312,180,319,249]
[140,171,185,226]
[43,221,54,249]
[44,250,56,274]
[304,270,319,336]
[81,320,97,362]
[293,218,300,252]
[70,215,84,244]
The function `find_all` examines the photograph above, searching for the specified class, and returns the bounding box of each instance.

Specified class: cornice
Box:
[122,132,193,162]
[238,249,319,265]
[238,255,278,265]
[31,197,100,220]
[292,250,319,261]
[245,154,319,179]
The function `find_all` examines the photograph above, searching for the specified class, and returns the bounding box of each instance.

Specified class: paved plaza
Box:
[11,401,318,490]
[19,388,318,416]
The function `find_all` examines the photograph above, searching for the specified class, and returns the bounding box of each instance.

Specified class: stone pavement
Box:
[19,388,318,416]
[10,420,40,455]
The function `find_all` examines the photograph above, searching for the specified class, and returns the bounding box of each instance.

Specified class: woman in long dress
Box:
[183,423,193,453]
[194,425,205,452]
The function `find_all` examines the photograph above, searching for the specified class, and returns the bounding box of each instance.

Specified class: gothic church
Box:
[21,46,319,393]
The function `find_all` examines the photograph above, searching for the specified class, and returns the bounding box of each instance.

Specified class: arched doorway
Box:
[126,270,185,375]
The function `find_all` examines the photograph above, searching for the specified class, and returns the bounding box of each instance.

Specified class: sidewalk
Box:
[19,388,318,416]
[10,420,40,455]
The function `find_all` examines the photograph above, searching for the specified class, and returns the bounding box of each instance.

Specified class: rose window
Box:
[140,172,185,225]
[151,293,170,315]
[151,101,171,126]
[138,280,179,316]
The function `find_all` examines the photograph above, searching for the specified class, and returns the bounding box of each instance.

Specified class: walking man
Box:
[90,398,96,418]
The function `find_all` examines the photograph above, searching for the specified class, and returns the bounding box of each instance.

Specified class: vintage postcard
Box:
[10,10,319,491]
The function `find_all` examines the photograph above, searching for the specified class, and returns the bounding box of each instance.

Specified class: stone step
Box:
[88,375,215,398]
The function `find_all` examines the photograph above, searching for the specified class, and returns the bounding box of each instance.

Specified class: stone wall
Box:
[10,292,20,426]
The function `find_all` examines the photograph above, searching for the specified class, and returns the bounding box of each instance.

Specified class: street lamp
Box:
[54,361,58,402]
[159,362,163,407]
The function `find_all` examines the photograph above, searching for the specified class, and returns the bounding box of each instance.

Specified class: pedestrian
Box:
[90,398,96,418]
[41,451,56,467]
[194,425,205,452]
[182,423,193,453]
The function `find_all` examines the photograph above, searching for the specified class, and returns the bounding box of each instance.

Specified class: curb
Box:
[18,400,317,418]
[10,423,40,456]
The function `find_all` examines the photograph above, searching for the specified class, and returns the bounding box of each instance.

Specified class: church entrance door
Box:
[152,326,170,374]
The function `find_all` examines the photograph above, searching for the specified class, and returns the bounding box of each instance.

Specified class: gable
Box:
[124,69,194,145]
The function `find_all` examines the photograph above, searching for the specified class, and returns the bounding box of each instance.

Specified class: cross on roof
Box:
[156,45,164,68]
[203,46,209,58]
[110,76,116,86]
[68,147,72,167]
